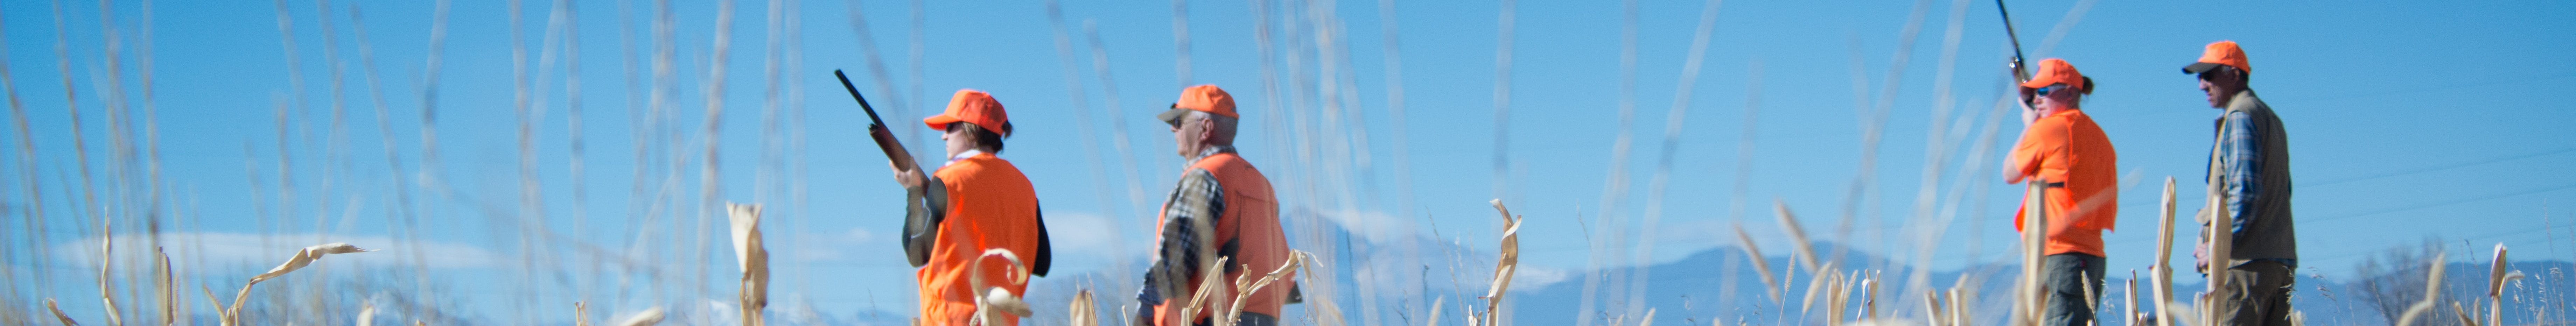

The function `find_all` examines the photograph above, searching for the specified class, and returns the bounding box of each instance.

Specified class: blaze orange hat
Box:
[1156,84,1237,127]
[2181,41,2250,75]
[923,89,1011,137]
[2019,58,2087,91]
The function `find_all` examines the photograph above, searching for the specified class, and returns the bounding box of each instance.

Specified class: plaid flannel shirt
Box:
[1138,146,1233,306]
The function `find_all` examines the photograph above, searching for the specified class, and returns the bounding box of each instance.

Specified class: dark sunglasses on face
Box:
[2033,85,2067,97]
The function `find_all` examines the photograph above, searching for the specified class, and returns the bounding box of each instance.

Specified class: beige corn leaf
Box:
[1424,296,1444,326]
[1225,251,1308,323]
[970,249,1034,326]
[96,221,124,326]
[2394,252,2446,326]
[1483,200,1524,326]
[2451,301,2477,326]
[1068,290,1098,326]
[155,248,176,326]
[728,203,770,326]
[1638,308,1656,326]
[573,302,588,326]
[213,243,371,325]
[48,298,81,326]
[2485,244,2512,297]
[359,302,378,326]
[616,307,666,326]
[1175,256,1231,326]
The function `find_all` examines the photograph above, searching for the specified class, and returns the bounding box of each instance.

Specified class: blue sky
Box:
[6,0,2575,323]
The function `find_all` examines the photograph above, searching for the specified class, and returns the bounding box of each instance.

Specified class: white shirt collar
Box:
[943,149,986,168]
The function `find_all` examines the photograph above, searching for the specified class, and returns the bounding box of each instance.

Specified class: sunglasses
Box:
[2033,85,2068,96]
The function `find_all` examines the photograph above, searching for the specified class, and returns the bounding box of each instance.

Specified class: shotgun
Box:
[836,69,926,176]
[1994,0,2031,83]
[839,69,950,267]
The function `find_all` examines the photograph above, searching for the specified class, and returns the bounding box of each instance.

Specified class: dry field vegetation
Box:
[8,0,2574,325]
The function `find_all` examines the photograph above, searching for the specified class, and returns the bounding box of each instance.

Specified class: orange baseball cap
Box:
[923,89,1011,137]
[1156,84,1237,126]
[2181,41,2250,75]
[2019,58,2087,91]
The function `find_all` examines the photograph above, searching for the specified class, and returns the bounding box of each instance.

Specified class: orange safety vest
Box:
[2007,109,2119,257]
[918,153,1045,326]
[1152,151,1292,324]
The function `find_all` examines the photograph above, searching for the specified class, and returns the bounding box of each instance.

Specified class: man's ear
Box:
[1195,118,1216,141]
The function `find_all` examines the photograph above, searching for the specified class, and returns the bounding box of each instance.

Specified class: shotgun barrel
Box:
[835,69,923,173]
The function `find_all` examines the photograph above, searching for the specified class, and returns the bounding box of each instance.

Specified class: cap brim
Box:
[2018,79,2057,90]
[2181,62,2225,75]
[923,114,963,130]
[1155,106,1194,127]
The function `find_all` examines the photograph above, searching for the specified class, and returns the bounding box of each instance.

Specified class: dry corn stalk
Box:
[206,243,372,325]
[969,249,1035,326]
[2151,178,2177,326]
[2483,243,2521,326]
[359,302,379,326]
[2452,301,2476,326]
[98,220,123,326]
[1476,199,1524,326]
[1068,290,1098,326]
[1861,272,1878,321]
[2123,271,2138,326]
[2202,171,2236,326]
[1424,296,1444,326]
[572,302,587,326]
[1223,251,1309,325]
[154,248,175,326]
[2016,183,2047,326]
[616,307,666,326]
[1174,256,1231,326]
[727,203,770,326]
[2393,252,2446,326]
[48,298,81,326]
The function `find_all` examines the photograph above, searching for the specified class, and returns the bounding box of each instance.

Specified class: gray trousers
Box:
[2044,253,2107,326]
[2219,260,2295,326]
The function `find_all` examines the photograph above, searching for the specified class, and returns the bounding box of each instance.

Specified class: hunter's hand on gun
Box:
[892,163,926,189]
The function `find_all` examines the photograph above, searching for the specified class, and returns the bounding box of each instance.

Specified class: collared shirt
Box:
[1137,146,1234,307]
[2217,112,2261,235]
[943,149,986,168]
[2206,89,2296,268]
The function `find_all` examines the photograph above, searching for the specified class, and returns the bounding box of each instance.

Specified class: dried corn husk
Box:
[1481,200,1525,326]
[212,243,372,325]
[616,307,666,326]
[970,249,1033,326]
[48,298,81,326]
[359,302,379,326]
[1424,296,1444,326]
[1069,290,1098,326]
[1225,251,1308,324]
[728,203,770,326]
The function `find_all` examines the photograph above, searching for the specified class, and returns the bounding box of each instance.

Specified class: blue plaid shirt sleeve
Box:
[2220,111,2262,235]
